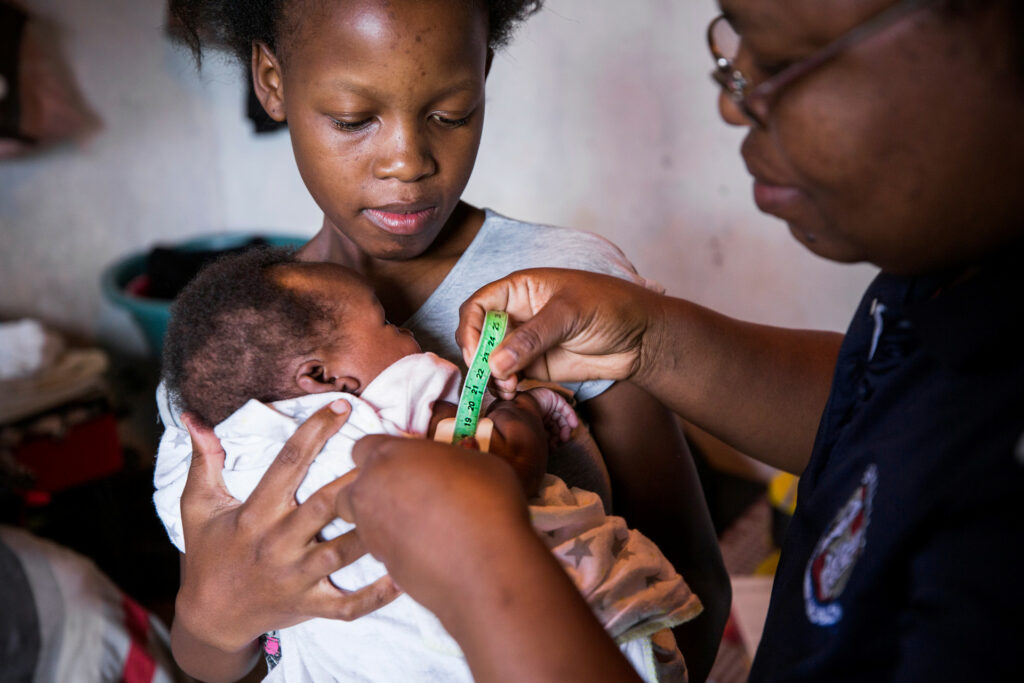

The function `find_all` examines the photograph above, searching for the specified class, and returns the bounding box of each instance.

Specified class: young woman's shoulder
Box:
[476,210,643,283]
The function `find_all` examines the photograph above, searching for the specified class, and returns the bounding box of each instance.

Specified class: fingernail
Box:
[330,399,351,415]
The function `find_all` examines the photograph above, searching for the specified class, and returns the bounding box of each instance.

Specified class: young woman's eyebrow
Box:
[430,79,484,100]
[327,77,481,101]
[326,78,384,98]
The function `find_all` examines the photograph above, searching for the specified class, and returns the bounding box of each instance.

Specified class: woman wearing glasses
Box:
[199,0,1024,680]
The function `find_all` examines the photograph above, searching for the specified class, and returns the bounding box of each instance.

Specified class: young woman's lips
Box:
[363,205,437,235]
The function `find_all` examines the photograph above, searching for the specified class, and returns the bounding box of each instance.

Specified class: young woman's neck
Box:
[298,201,486,321]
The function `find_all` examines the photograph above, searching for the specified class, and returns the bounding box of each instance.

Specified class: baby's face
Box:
[281,264,421,395]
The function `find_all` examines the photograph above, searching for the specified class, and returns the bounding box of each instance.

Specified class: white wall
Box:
[0,0,877,358]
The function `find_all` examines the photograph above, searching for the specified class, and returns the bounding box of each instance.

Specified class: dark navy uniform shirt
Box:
[749,249,1024,681]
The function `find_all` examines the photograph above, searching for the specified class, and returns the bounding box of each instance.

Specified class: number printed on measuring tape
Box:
[452,310,508,445]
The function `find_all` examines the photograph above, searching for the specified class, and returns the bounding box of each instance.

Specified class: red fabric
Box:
[13,413,122,493]
[120,595,156,683]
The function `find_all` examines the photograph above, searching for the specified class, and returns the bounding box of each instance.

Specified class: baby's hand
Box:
[521,386,579,446]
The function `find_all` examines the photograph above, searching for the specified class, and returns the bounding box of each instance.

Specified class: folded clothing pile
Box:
[0,319,108,424]
[0,319,118,496]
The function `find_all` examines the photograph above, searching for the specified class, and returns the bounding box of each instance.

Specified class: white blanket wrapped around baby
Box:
[154,352,701,682]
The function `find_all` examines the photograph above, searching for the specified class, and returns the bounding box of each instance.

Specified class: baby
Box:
[153,247,702,682]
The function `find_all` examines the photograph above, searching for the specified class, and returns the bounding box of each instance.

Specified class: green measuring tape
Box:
[452,310,508,445]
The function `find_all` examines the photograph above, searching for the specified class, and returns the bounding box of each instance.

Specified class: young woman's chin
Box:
[366,230,443,262]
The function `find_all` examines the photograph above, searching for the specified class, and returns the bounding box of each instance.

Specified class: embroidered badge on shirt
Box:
[804,464,878,626]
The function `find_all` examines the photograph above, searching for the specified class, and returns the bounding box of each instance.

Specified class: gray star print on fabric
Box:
[565,537,594,568]
[611,533,635,562]
[170,429,189,449]
[291,403,313,421]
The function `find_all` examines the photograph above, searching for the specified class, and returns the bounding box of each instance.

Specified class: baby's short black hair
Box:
[162,246,336,427]
[170,0,543,66]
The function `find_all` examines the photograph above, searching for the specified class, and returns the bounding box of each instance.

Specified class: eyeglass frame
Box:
[707,0,938,127]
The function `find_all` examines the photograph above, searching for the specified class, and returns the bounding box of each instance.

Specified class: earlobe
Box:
[332,376,361,394]
[251,41,287,122]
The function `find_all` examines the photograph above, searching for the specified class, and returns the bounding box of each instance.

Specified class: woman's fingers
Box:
[284,470,360,543]
[456,269,584,381]
[489,300,571,380]
[457,270,537,373]
[248,399,351,510]
[457,287,519,397]
[307,527,371,577]
[327,469,361,523]
[312,574,402,621]
[458,269,654,386]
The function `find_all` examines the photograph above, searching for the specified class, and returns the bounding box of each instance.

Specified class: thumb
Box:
[332,469,361,523]
[488,299,573,381]
[338,435,398,522]
[180,413,234,510]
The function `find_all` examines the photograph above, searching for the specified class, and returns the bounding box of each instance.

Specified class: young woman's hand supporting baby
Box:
[171,401,400,683]
[172,388,575,682]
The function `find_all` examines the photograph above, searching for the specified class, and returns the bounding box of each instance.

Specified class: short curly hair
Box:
[162,246,337,427]
[170,0,544,67]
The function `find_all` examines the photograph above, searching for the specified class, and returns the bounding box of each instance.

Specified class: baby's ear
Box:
[295,361,360,395]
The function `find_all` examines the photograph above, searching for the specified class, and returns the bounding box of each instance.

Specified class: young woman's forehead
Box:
[282,0,489,86]
[287,0,488,48]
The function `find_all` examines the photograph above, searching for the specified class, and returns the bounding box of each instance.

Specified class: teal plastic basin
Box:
[101,233,307,356]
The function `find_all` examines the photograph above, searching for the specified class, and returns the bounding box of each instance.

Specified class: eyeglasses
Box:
[708,0,937,128]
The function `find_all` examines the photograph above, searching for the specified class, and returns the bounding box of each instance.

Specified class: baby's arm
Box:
[427,400,458,438]
[429,388,579,497]
[483,393,552,497]
[430,394,554,497]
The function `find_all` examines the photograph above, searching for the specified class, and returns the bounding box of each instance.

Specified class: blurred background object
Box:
[0,524,186,682]
[0,0,99,157]
[102,232,305,355]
